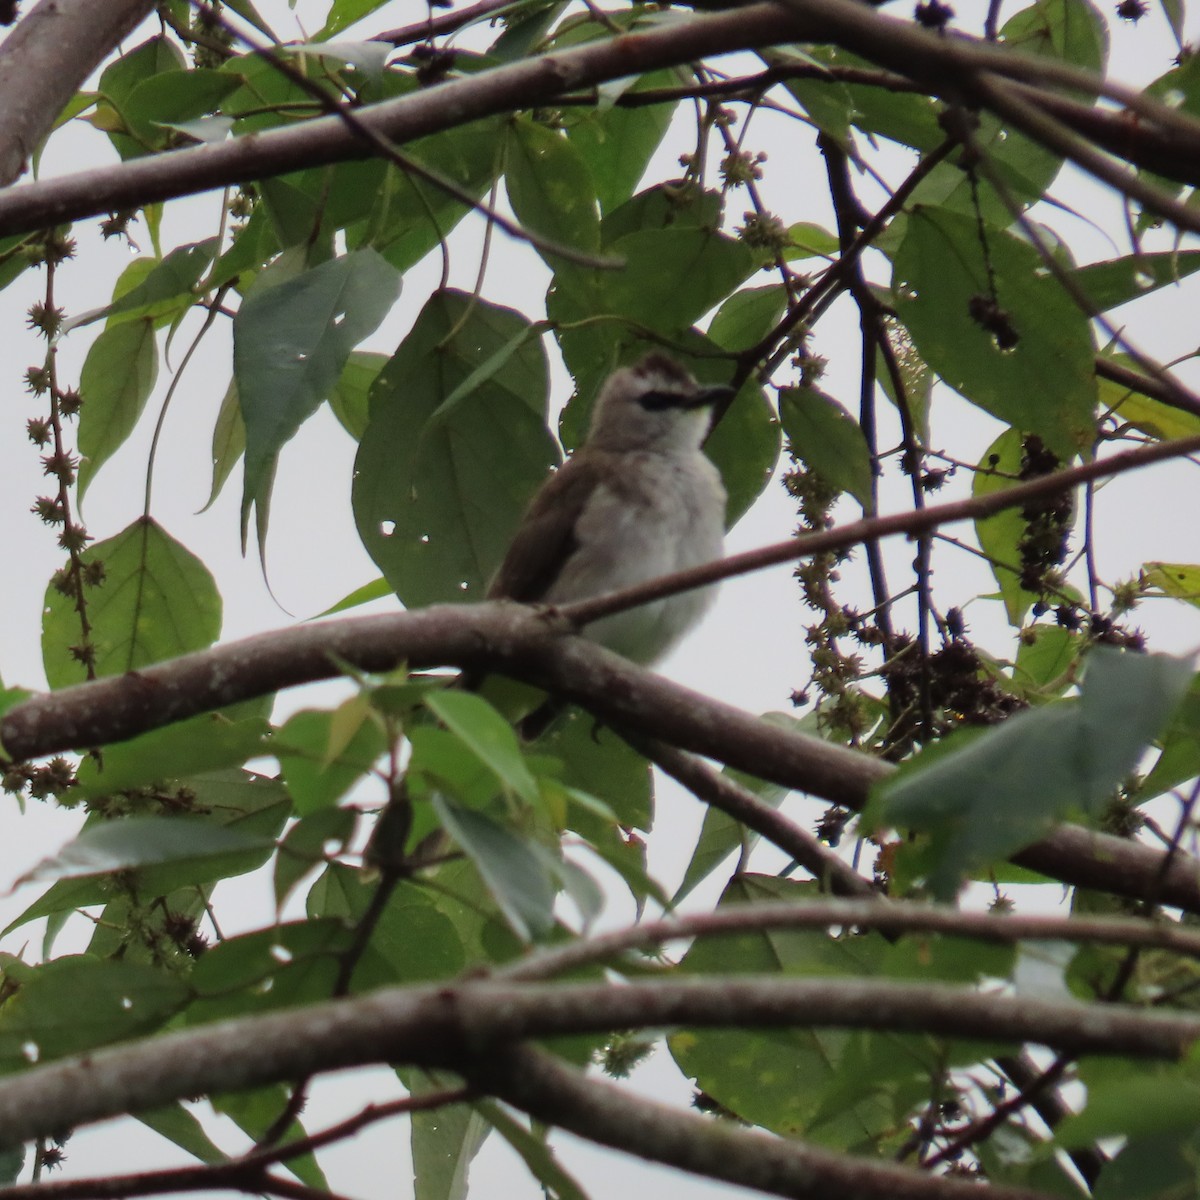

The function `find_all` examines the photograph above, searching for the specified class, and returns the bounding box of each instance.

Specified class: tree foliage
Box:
[3,0,1200,1197]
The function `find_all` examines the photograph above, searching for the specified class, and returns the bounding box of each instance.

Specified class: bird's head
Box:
[585,353,735,454]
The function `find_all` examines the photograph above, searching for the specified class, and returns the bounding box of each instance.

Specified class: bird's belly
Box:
[545,458,724,664]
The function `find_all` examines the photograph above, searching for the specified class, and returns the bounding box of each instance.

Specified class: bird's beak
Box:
[689,383,736,409]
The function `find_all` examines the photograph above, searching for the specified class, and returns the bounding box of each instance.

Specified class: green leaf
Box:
[893,206,1096,456]
[869,647,1195,898]
[426,691,541,806]
[708,285,787,352]
[73,703,270,796]
[0,1146,23,1184]
[1092,1132,1200,1200]
[1058,1064,1200,1147]
[352,119,503,273]
[671,877,895,1142]
[42,517,221,689]
[329,350,388,440]
[697,368,780,527]
[212,1087,328,1188]
[839,48,943,152]
[188,921,347,1024]
[123,69,241,153]
[475,1100,590,1200]
[77,318,159,498]
[538,714,653,833]
[432,797,556,942]
[409,727,503,816]
[780,387,873,508]
[234,248,401,545]
[17,816,273,886]
[353,289,558,606]
[138,1104,229,1165]
[1012,625,1080,693]
[0,957,188,1070]
[314,576,392,616]
[505,118,601,266]
[351,896,468,988]
[275,807,357,908]
[602,226,754,331]
[275,708,387,815]
[319,0,396,37]
[75,240,219,332]
[1071,250,1200,311]
[784,222,840,262]
[566,69,680,214]
[1158,0,1185,48]
[679,811,787,914]
[973,429,1048,626]
[1002,0,1108,83]
[5,772,290,936]
[1100,367,1200,441]
[673,716,810,903]
[400,1069,491,1200]
[599,181,723,245]
[210,208,279,290]
[781,69,854,144]
[893,0,1105,224]
[1140,673,1200,800]
[1143,562,1200,607]
[95,36,187,159]
[99,36,186,105]
[203,377,245,511]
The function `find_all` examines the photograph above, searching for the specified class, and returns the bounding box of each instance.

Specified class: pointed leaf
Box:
[780,387,873,508]
[18,817,273,886]
[505,117,601,267]
[870,648,1195,898]
[432,797,556,942]
[42,517,221,688]
[353,290,557,606]
[77,318,159,498]
[234,248,401,543]
[894,206,1096,457]
[426,691,540,807]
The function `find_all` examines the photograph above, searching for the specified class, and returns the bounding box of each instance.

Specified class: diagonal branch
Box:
[475,1042,1050,1200]
[9,423,1197,763]
[1,975,1199,1151]
[496,898,1200,982]
[0,0,155,186]
[5,0,1200,238]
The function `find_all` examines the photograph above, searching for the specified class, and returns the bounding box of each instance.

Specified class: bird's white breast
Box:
[544,449,726,664]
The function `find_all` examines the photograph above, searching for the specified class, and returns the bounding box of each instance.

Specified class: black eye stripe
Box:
[638,389,686,411]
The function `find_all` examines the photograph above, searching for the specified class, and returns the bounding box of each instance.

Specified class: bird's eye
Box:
[638,389,681,411]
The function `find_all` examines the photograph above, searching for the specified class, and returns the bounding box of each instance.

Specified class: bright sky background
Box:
[2,0,1200,1194]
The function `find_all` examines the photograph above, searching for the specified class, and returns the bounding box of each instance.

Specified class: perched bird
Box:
[368,353,733,870]
[489,351,732,671]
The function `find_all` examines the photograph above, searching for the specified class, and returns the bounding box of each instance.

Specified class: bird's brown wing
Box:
[487,455,605,603]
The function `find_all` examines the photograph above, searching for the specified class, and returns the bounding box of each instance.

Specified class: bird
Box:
[367,353,734,872]
[487,351,733,721]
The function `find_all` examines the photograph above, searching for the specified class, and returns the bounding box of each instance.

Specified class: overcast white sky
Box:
[2,0,1200,1194]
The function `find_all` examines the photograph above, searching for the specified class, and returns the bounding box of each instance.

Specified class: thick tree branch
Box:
[497,898,1200,981]
[0,4,818,236]
[4,0,1200,236]
[2,600,888,807]
[635,740,878,897]
[475,1043,1050,1200]
[1,976,1198,1151]
[6,437,1200,912]
[0,0,154,186]
[563,428,1200,629]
